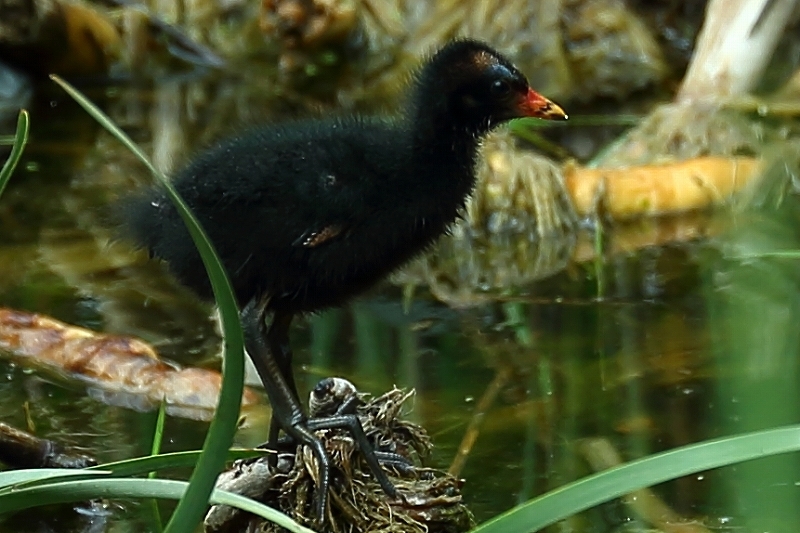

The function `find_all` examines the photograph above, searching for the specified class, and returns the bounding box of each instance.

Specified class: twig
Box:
[106,0,226,68]
[448,367,511,478]
[579,437,713,533]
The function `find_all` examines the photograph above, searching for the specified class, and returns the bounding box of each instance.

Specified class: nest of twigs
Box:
[205,384,474,533]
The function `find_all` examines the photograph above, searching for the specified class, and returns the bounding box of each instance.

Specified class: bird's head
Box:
[415,40,567,135]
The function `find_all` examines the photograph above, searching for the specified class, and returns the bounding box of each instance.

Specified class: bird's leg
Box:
[240,302,299,448]
[242,300,405,520]
[241,300,332,522]
[266,310,300,446]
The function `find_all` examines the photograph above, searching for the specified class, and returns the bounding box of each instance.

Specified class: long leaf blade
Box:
[49,75,246,533]
[0,477,315,533]
[0,469,108,491]
[472,425,800,533]
[0,110,30,199]
[88,449,264,477]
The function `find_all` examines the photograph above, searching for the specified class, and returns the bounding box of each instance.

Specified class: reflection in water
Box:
[1,73,800,533]
[707,200,800,533]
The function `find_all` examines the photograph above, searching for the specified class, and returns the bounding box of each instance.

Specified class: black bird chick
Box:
[121,39,566,523]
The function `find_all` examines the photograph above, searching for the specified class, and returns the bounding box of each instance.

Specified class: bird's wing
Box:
[292,224,346,248]
[289,163,377,249]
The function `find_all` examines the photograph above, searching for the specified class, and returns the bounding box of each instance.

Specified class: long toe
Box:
[374,451,415,475]
[256,436,298,451]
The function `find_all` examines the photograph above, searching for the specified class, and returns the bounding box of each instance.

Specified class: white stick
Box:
[678,0,799,102]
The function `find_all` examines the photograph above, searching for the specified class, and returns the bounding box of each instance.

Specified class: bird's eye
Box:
[490,79,511,98]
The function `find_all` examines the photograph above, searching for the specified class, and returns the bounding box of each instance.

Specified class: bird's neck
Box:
[402,113,483,227]
[401,84,492,220]
[406,83,491,169]
[407,102,484,174]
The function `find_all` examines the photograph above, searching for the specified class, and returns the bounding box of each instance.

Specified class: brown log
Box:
[0,308,262,421]
[564,156,761,219]
[0,422,96,469]
[571,212,720,264]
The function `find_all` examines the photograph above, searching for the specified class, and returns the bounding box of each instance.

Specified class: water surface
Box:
[1,71,799,533]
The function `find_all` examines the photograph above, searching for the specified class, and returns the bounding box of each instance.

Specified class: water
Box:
[1,72,800,533]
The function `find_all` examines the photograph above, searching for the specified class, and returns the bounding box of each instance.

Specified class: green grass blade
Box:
[0,469,108,491]
[0,110,30,199]
[87,449,264,477]
[729,250,800,259]
[471,425,800,533]
[150,401,167,460]
[149,400,168,479]
[511,114,640,129]
[148,401,168,531]
[0,477,315,533]
[50,75,245,533]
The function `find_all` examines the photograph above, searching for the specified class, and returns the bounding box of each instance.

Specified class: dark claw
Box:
[306,414,400,499]
[374,451,415,475]
[256,436,295,452]
[308,377,415,474]
[259,431,415,474]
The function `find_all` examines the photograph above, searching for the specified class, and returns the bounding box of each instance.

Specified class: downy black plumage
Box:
[121,39,566,525]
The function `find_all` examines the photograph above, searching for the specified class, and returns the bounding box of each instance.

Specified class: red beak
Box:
[518,88,568,120]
